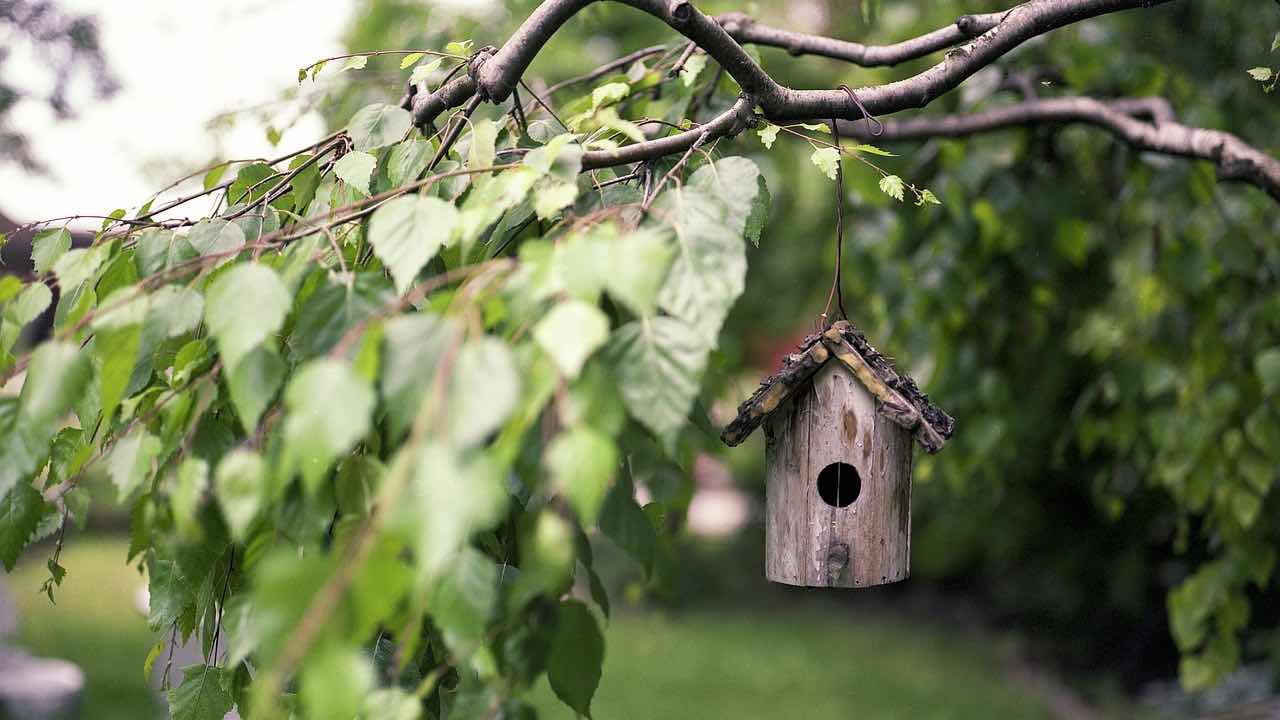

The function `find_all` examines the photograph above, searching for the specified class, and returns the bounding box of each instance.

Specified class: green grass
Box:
[7,537,159,720]
[7,539,1053,720]
[529,607,1053,720]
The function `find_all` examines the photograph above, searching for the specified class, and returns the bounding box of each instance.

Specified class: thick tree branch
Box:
[580,95,753,170]
[714,10,1004,67]
[413,0,1175,130]
[837,97,1280,200]
[399,0,1280,202]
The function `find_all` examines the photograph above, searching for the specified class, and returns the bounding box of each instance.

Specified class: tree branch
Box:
[412,0,1176,130]
[837,96,1280,200]
[580,95,753,170]
[714,10,1004,67]
[398,0,1280,202]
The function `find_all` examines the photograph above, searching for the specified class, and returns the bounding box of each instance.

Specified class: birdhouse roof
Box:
[721,321,954,453]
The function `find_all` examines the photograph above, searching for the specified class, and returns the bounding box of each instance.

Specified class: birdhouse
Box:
[721,321,954,588]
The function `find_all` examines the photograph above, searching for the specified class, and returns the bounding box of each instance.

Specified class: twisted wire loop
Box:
[839,83,883,137]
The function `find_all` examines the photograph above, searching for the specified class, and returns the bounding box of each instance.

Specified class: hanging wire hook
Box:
[821,114,851,326]
[838,83,884,137]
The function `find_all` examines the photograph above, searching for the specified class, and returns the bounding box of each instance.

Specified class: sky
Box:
[1,0,354,227]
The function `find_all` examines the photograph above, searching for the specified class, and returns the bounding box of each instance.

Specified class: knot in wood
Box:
[467,46,498,99]
[825,543,850,581]
[668,0,693,24]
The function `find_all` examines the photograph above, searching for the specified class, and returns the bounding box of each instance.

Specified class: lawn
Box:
[7,539,1052,719]
[7,537,159,720]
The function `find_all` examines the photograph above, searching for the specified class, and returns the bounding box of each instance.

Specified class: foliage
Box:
[0,39,774,716]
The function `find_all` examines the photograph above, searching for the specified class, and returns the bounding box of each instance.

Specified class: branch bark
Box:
[837,97,1280,200]
[414,0,1176,128]
[399,0,1280,201]
[714,10,1004,67]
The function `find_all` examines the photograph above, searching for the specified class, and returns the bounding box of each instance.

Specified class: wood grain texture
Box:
[764,362,912,588]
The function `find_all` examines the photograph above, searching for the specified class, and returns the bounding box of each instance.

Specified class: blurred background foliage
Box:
[324,0,1280,693]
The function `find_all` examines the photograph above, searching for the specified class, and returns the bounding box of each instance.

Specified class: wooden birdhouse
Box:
[721,321,954,589]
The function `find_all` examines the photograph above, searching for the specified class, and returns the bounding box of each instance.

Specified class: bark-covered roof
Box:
[721,320,954,452]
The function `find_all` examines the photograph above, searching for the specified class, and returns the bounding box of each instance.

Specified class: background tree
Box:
[0,1,1277,718]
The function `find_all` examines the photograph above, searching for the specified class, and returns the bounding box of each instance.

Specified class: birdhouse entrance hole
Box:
[816,462,861,508]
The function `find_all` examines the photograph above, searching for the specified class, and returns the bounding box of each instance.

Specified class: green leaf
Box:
[408,57,443,87]
[879,174,906,201]
[0,482,52,570]
[1232,489,1261,528]
[290,273,391,361]
[168,664,233,720]
[107,430,161,501]
[18,340,92,430]
[203,263,291,372]
[340,55,369,73]
[51,245,107,294]
[468,118,499,170]
[170,458,207,540]
[655,156,763,344]
[1247,67,1273,81]
[604,227,674,318]
[1272,31,1280,52]
[679,53,708,87]
[94,321,142,425]
[744,174,770,247]
[510,511,576,610]
[0,404,44,501]
[396,443,507,577]
[533,300,609,379]
[380,313,461,439]
[0,276,21,304]
[547,427,618,524]
[599,474,657,573]
[1255,347,1280,394]
[810,147,841,180]
[533,180,578,220]
[448,337,520,448]
[186,219,245,258]
[916,188,942,206]
[227,163,276,205]
[283,359,375,493]
[143,640,165,684]
[607,317,706,446]
[226,345,285,433]
[523,133,582,178]
[430,547,499,652]
[6,282,52,325]
[301,645,374,720]
[386,138,435,188]
[757,123,780,149]
[150,285,205,337]
[215,450,265,541]
[202,164,229,191]
[333,150,378,196]
[347,103,412,152]
[456,168,539,254]
[399,51,424,69]
[590,82,630,112]
[850,143,896,157]
[547,599,604,718]
[368,195,458,294]
[32,228,72,276]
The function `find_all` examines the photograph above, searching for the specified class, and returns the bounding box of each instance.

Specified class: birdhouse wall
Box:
[763,361,913,588]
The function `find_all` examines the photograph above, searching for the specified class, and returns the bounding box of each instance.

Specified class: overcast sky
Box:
[1,0,353,226]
